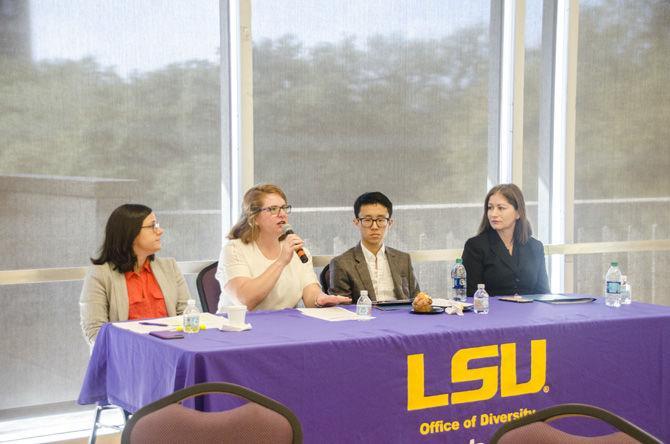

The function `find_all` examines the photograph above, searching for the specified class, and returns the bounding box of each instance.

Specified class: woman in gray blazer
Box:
[79,204,190,345]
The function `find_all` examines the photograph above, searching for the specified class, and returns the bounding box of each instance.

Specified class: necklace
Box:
[502,238,514,253]
[496,232,514,253]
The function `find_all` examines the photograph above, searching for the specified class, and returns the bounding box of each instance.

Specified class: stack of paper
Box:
[297,307,373,322]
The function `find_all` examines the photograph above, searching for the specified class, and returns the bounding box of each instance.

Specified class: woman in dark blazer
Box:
[462,184,549,297]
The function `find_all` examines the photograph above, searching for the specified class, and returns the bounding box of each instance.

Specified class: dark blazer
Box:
[462,230,550,297]
[328,243,420,303]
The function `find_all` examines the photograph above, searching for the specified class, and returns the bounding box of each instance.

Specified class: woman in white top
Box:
[216,184,351,311]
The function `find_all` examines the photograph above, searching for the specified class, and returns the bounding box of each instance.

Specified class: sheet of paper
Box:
[113,312,233,333]
[297,306,373,322]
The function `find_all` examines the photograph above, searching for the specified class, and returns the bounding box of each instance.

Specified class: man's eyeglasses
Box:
[141,221,161,232]
[357,217,390,228]
[258,205,292,216]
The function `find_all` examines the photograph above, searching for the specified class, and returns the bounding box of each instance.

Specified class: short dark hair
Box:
[477,183,532,244]
[91,204,154,273]
[354,192,393,218]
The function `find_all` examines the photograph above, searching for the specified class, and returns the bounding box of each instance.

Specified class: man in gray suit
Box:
[328,192,420,303]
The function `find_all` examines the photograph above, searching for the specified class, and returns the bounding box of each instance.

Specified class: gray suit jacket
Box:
[328,243,420,303]
[79,257,190,345]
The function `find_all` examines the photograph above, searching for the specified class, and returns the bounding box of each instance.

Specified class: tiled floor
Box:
[57,435,120,444]
[0,408,124,444]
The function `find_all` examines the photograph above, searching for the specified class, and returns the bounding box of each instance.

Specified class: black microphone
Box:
[281,224,309,263]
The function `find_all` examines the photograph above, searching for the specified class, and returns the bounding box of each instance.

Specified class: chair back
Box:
[319,263,330,293]
[122,382,302,444]
[196,262,220,314]
[490,403,661,444]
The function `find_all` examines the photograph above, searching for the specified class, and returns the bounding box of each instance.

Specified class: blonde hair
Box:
[228,184,288,243]
[477,183,532,245]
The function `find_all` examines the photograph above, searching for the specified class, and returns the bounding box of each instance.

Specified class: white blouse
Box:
[215,238,319,311]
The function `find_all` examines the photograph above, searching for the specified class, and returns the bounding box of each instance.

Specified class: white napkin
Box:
[219,321,252,332]
[432,298,470,316]
[444,304,464,316]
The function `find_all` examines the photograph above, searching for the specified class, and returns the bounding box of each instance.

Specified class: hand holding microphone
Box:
[281,224,309,264]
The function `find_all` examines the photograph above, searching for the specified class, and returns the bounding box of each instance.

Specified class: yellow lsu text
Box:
[407,339,547,411]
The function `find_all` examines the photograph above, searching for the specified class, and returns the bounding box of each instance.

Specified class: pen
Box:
[139,321,169,326]
[374,306,399,311]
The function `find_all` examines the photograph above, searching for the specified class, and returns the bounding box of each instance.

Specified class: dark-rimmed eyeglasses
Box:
[141,221,161,232]
[357,217,390,228]
[258,205,292,216]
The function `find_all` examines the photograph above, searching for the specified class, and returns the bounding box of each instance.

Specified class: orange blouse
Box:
[125,260,168,320]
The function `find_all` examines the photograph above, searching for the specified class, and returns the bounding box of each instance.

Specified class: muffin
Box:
[412,292,433,313]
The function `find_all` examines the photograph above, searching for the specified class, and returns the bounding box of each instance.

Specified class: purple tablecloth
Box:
[79,297,670,443]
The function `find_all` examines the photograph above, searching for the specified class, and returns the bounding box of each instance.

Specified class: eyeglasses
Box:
[141,221,161,232]
[258,205,292,216]
[357,217,390,228]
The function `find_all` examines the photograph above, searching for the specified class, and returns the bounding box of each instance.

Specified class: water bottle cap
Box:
[360,290,368,296]
[611,261,618,266]
[455,258,463,264]
[477,284,485,289]
[187,299,196,306]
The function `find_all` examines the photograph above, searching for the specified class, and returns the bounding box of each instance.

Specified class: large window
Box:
[0,0,668,418]
[521,0,545,228]
[574,0,669,302]
[1,0,222,269]
[251,0,491,293]
[0,0,221,409]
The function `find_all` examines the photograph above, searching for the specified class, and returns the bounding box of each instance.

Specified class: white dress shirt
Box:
[361,244,396,301]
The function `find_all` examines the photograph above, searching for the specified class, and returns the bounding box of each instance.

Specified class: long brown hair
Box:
[228,184,288,243]
[477,183,532,245]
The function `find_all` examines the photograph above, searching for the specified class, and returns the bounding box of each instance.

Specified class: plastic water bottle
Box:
[356,290,372,318]
[604,262,622,308]
[450,258,467,302]
[473,284,489,314]
[183,299,201,333]
[620,275,632,305]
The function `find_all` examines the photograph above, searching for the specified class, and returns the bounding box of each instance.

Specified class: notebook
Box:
[529,294,596,304]
[371,299,412,306]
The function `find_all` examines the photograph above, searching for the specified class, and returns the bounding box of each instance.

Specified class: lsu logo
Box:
[407,339,547,411]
